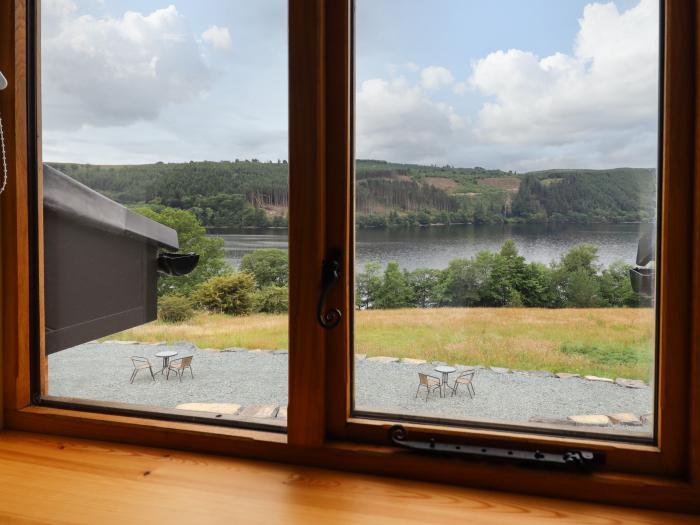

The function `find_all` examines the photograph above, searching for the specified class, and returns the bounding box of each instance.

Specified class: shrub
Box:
[193,272,256,315]
[158,295,195,324]
[254,286,289,314]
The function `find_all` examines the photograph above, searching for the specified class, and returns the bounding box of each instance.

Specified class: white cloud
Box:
[469,0,659,148]
[356,77,465,164]
[202,25,232,51]
[420,66,454,91]
[42,0,657,171]
[42,0,77,38]
[357,0,659,170]
[42,2,212,130]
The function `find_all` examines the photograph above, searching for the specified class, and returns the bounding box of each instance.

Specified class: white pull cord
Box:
[0,115,6,195]
[0,71,7,196]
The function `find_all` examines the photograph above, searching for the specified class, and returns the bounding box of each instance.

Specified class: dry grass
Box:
[477,177,521,192]
[112,313,289,350]
[354,308,654,380]
[110,308,655,380]
[424,176,459,191]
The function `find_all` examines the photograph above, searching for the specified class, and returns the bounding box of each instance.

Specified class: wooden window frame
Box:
[328,0,696,468]
[1,0,699,513]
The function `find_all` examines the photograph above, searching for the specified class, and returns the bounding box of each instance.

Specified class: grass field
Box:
[109,308,655,381]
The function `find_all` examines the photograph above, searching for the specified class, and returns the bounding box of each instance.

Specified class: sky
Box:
[41,0,659,171]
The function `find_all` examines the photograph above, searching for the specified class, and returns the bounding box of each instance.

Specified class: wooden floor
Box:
[0,431,698,524]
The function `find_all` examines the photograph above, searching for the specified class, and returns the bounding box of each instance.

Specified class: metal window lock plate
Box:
[388,425,605,471]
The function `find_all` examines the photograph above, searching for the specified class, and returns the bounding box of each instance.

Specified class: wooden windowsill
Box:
[0,430,697,524]
[7,404,700,514]
[6,404,287,444]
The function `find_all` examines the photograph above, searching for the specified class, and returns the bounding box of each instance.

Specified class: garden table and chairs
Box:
[155,350,178,375]
[127,351,195,383]
[414,366,477,401]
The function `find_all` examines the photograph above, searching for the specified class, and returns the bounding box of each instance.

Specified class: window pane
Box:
[353,0,659,439]
[42,1,289,428]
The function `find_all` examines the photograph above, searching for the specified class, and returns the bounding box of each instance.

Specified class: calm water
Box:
[210,223,651,271]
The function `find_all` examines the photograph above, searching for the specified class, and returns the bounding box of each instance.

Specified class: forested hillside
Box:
[512,169,657,223]
[50,160,289,228]
[49,160,656,228]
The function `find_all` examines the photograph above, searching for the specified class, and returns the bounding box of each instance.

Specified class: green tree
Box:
[241,207,270,227]
[520,262,557,307]
[553,244,603,307]
[134,206,229,297]
[406,268,444,308]
[565,269,602,307]
[374,262,413,309]
[442,258,484,306]
[560,244,600,275]
[511,174,544,218]
[600,260,639,307]
[240,248,289,288]
[499,239,519,258]
[481,241,529,306]
[356,262,383,309]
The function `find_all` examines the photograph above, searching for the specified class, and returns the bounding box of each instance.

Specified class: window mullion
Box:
[287,0,328,447]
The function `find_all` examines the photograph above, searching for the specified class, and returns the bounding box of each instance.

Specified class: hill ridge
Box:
[47,160,656,228]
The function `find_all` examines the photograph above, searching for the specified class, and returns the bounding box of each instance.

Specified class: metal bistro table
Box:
[434,365,457,397]
[155,350,178,375]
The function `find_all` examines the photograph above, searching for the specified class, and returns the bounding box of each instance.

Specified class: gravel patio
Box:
[48,341,653,434]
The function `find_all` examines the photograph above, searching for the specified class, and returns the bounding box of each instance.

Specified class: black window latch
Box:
[389,425,605,471]
[317,249,342,329]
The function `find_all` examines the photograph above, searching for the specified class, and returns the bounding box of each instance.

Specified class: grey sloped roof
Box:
[43,163,179,250]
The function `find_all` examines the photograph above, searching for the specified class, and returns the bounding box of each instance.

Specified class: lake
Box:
[210,223,653,271]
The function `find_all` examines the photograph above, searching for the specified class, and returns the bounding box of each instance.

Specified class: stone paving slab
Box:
[239,404,278,418]
[615,378,647,389]
[176,403,241,415]
[608,412,642,426]
[568,414,611,426]
[401,358,427,365]
[584,375,614,383]
[556,372,580,379]
[366,356,399,363]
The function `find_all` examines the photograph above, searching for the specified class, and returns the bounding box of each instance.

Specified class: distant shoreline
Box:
[206,220,653,234]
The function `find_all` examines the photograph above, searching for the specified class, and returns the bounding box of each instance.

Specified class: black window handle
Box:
[318,250,342,329]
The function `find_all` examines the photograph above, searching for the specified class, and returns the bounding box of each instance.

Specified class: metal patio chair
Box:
[452,369,476,398]
[166,356,194,382]
[129,356,155,384]
[415,372,442,402]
